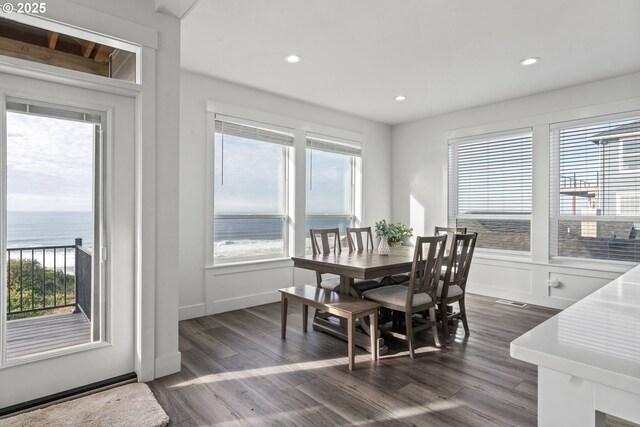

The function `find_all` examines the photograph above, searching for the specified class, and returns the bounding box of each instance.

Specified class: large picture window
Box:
[213,116,292,263]
[550,115,640,262]
[448,131,533,252]
[305,132,361,251]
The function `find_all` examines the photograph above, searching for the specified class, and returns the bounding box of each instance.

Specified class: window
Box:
[550,115,640,262]
[213,116,292,263]
[305,132,361,251]
[448,131,533,252]
[0,17,137,83]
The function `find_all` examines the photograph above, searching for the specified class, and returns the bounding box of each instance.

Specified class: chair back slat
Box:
[406,235,447,307]
[346,227,374,252]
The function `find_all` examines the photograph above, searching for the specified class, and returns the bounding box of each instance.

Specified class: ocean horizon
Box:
[7,211,93,249]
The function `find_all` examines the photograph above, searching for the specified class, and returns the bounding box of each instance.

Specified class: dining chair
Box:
[310,228,380,294]
[437,232,477,344]
[347,227,396,286]
[434,226,467,254]
[346,227,375,252]
[347,226,408,286]
[362,234,447,358]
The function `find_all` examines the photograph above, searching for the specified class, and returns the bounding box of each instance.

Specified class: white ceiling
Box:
[181,0,640,125]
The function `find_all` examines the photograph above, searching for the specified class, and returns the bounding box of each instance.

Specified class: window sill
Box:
[208,257,293,275]
[548,258,637,274]
[473,251,532,263]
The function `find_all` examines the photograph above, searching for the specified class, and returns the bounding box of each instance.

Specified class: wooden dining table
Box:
[291,246,415,355]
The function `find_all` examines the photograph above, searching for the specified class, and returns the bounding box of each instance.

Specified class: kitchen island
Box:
[511,264,640,426]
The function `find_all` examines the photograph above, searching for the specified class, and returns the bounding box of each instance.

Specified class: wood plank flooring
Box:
[150,294,567,426]
[6,312,91,359]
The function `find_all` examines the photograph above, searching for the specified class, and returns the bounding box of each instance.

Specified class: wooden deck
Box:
[6,312,91,359]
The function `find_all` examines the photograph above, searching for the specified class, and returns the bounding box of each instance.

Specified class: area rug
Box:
[0,383,169,427]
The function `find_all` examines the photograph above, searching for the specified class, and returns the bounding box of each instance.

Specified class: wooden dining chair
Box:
[310,228,379,294]
[362,234,447,358]
[347,226,408,286]
[347,226,396,289]
[434,226,467,254]
[437,232,477,344]
[346,227,375,252]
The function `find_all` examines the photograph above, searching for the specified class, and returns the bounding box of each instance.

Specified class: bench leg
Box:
[348,314,355,371]
[302,304,308,333]
[281,294,288,339]
[369,311,378,361]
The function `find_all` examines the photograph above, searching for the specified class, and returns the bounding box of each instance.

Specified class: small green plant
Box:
[374,220,413,244]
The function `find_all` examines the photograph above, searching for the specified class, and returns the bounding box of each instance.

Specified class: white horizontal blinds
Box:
[550,115,640,262]
[450,131,532,252]
[214,114,294,147]
[7,100,102,124]
[306,132,362,157]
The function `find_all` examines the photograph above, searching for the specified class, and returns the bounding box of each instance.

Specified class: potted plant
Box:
[375,220,413,255]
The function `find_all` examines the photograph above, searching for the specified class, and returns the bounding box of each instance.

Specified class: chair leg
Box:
[302,304,308,333]
[281,294,288,339]
[348,315,355,371]
[429,307,440,348]
[440,303,450,344]
[405,311,414,359]
[459,298,469,335]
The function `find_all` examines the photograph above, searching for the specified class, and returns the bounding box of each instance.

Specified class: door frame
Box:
[0,73,137,408]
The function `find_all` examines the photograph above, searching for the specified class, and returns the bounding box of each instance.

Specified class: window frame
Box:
[211,117,292,265]
[448,128,533,255]
[305,135,361,248]
[549,112,640,263]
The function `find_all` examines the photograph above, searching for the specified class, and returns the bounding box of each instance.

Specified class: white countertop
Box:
[510,264,640,395]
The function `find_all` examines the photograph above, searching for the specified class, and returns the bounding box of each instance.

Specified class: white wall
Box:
[392,72,640,309]
[179,70,392,319]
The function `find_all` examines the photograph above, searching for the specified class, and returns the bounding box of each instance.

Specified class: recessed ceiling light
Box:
[394,95,406,101]
[520,57,540,66]
[284,54,302,64]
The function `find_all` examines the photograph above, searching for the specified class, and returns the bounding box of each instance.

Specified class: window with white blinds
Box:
[448,130,533,252]
[550,114,640,263]
[305,132,361,251]
[213,115,293,263]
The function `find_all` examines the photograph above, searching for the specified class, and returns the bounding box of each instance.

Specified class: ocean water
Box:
[213,217,352,242]
[213,216,352,259]
[7,211,93,249]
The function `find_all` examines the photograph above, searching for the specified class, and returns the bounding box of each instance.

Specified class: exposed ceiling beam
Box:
[93,45,113,62]
[155,0,199,19]
[82,41,95,58]
[47,31,58,49]
[0,36,109,76]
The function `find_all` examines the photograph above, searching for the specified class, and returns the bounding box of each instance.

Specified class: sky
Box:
[214,134,351,214]
[7,111,94,212]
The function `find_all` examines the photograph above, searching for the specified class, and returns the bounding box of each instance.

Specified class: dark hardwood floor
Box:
[150,294,560,426]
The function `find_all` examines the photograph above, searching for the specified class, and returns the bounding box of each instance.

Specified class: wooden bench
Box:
[279,285,379,370]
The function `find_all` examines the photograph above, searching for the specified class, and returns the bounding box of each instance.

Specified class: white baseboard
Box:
[467,284,569,310]
[206,290,280,315]
[178,303,206,321]
[155,351,181,378]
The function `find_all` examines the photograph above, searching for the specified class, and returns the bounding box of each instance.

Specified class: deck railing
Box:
[560,172,598,190]
[6,238,92,318]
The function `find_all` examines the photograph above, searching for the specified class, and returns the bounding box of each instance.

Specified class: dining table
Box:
[291,245,416,355]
